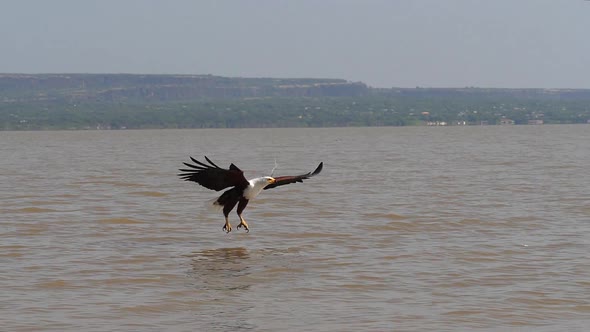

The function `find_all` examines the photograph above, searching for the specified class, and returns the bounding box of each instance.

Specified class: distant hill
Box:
[0,73,368,102]
[373,87,590,100]
[1,73,589,130]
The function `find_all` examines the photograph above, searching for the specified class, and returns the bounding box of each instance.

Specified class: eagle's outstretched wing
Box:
[178,156,249,191]
[264,162,323,190]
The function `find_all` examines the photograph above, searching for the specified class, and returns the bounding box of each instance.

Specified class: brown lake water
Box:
[1,126,589,331]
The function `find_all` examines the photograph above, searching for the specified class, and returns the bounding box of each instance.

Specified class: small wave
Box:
[128,191,168,197]
[85,175,118,180]
[258,211,289,218]
[0,245,27,250]
[271,232,353,239]
[55,194,77,198]
[36,279,77,289]
[455,218,489,226]
[507,216,539,222]
[380,254,415,261]
[97,217,144,224]
[263,267,306,274]
[455,255,499,263]
[25,200,58,205]
[111,256,159,264]
[119,303,178,314]
[125,236,191,243]
[507,296,583,307]
[364,212,407,220]
[573,305,590,313]
[9,195,41,199]
[186,247,249,260]
[361,220,444,232]
[15,207,58,213]
[75,180,145,187]
[338,283,390,291]
[92,277,168,286]
[108,181,146,188]
[444,309,483,316]
[0,251,23,258]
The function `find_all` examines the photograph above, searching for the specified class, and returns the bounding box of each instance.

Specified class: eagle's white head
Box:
[243,176,276,200]
[264,176,276,185]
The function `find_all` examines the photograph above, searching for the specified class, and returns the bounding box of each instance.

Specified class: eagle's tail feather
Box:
[206,188,240,214]
[206,196,224,213]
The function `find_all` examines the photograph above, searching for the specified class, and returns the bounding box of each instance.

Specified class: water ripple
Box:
[1,126,589,331]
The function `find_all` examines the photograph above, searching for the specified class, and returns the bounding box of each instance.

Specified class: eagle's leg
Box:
[222,216,232,233]
[236,198,250,232]
[237,216,249,232]
[222,198,239,233]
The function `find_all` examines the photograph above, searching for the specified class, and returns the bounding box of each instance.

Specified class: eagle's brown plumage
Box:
[264,162,323,190]
[179,156,249,191]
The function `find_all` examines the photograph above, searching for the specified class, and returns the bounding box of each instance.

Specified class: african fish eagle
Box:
[178,156,323,233]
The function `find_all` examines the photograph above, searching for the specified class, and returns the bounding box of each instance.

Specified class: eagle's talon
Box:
[222,223,232,233]
[237,221,249,232]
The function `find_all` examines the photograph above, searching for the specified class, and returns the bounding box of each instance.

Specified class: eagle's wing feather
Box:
[178,156,249,191]
[264,162,323,190]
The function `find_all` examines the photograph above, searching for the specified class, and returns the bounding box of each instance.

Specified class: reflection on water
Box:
[1,126,590,331]
[186,248,257,331]
[187,247,252,292]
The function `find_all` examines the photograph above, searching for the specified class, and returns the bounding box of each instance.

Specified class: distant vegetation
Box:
[1,74,589,130]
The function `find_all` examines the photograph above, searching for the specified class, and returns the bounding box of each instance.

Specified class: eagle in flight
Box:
[179,156,323,233]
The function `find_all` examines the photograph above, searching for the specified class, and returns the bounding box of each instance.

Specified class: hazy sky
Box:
[1,0,589,88]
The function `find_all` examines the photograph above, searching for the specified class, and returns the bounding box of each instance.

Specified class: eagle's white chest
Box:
[243,178,269,200]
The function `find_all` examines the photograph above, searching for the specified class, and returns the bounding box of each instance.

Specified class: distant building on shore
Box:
[426,121,447,126]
